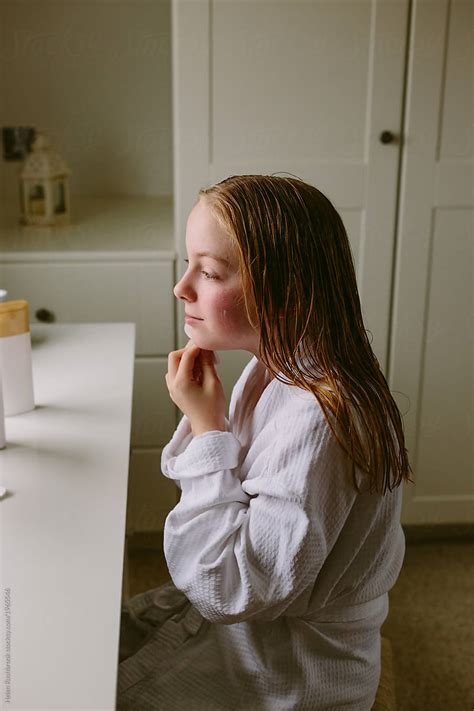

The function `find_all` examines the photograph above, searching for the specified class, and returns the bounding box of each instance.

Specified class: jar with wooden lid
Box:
[0,300,35,416]
[0,373,5,448]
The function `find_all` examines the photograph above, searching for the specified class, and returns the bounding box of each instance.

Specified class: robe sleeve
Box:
[160,414,232,491]
[161,412,357,624]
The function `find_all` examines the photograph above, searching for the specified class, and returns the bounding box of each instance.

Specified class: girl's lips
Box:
[185,314,203,322]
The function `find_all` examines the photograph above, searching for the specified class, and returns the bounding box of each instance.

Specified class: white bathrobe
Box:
[117,356,405,710]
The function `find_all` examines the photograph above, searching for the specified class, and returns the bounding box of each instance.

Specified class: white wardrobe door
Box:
[172,0,409,392]
[390,0,473,524]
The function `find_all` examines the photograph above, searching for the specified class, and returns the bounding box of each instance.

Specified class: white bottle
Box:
[0,372,5,448]
[0,300,35,416]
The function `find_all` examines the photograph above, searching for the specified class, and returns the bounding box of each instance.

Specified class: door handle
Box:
[379,130,398,145]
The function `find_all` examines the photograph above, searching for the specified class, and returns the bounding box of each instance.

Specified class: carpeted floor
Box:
[125,536,474,711]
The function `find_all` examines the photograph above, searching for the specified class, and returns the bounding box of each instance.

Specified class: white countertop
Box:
[0,322,135,710]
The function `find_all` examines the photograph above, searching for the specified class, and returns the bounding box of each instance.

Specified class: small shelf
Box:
[0,195,175,261]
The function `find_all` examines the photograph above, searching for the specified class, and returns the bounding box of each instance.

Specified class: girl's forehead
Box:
[188,198,224,236]
[187,200,238,265]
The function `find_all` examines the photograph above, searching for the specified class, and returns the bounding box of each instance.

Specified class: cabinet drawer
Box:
[2,261,174,355]
[132,358,177,447]
[127,449,179,534]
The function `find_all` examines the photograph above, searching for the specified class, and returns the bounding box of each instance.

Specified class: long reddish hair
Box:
[199,174,412,495]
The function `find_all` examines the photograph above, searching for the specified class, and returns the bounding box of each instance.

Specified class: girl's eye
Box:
[183,259,218,280]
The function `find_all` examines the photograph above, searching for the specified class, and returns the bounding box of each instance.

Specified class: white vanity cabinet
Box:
[0,196,179,534]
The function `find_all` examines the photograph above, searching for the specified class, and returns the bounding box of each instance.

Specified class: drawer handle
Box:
[35,308,56,323]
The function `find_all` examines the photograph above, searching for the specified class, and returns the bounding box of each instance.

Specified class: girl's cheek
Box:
[216,295,248,331]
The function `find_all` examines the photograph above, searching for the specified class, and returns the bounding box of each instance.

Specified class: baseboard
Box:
[402,523,474,544]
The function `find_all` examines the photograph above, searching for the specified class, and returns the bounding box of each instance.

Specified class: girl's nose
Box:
[173,273,195,302]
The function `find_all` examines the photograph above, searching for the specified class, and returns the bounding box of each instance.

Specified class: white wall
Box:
[0,0,172,199]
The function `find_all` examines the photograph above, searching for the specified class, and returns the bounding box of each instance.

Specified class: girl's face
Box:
[173,198,260,355]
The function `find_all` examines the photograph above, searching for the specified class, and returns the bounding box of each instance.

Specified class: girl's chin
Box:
[183,323,246,352]
[184,323,195,339]
[184,324,217,349]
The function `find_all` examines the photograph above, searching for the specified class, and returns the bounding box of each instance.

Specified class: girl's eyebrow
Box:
[194,251,231,267]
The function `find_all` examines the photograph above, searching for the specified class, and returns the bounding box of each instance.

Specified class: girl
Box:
[117,175,412,710]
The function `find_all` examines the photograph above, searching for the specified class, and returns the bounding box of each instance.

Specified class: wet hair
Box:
[198,174,412,496]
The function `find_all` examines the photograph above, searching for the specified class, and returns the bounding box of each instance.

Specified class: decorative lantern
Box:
[20,132,71,226]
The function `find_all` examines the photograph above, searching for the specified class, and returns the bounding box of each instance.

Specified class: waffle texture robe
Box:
[117,356,405,710]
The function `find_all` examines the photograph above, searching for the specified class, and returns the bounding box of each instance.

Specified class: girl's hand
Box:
[165,340,226,437]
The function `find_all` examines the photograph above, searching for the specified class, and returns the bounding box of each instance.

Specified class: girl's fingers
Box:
[167,340,202,383]
[198,351,218,382]
[167,350,182,381]
[177,344,201,380]
[168,339,194,377]
[199,349,217,369]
